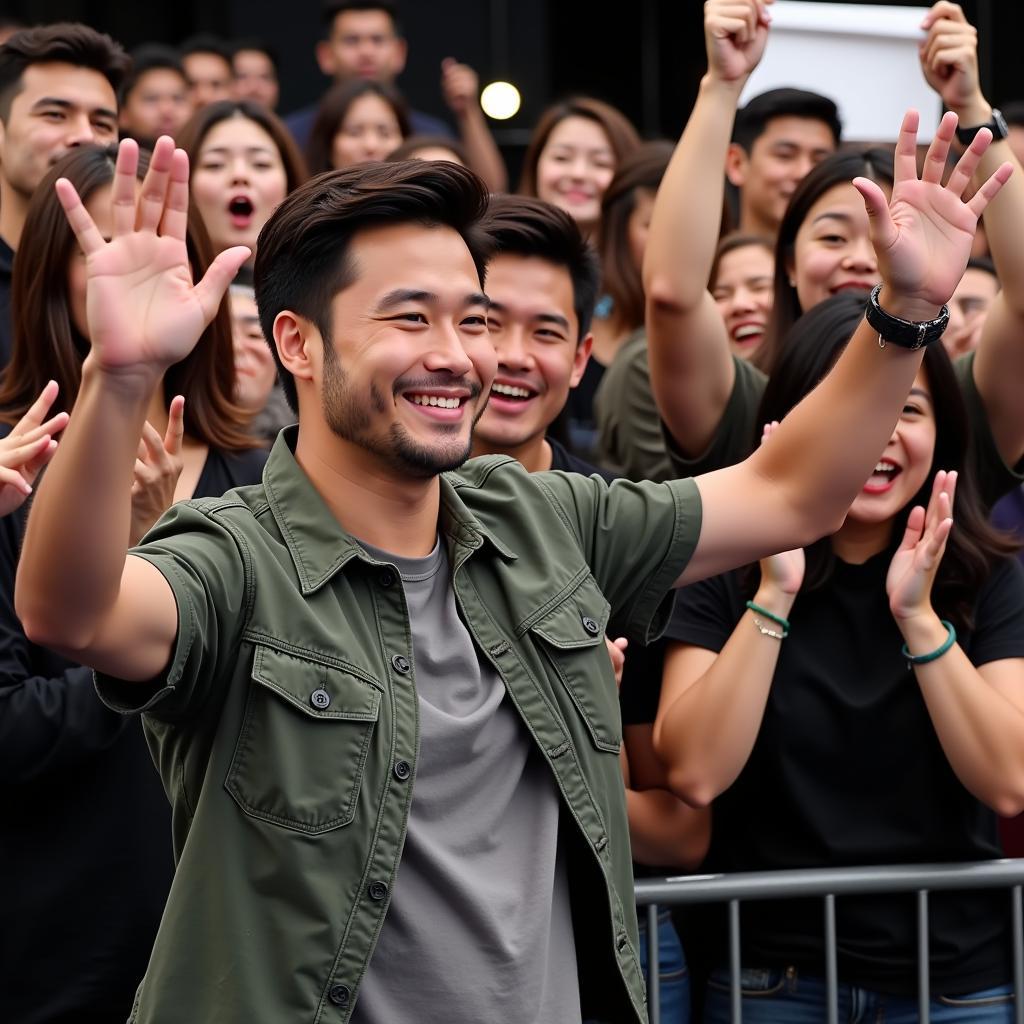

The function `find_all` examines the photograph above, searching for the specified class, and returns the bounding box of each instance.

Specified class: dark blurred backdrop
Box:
[3,0,1020,179]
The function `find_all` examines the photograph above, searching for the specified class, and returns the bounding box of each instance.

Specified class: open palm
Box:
[55,138,250,374]
[854,110,1012,312]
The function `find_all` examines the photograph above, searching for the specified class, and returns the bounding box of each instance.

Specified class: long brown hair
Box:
[0,144,256,451]
[596,139,673,334]
[518,96,640,198]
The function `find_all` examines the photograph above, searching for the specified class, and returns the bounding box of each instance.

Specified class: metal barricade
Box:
[634,859,1024,1024]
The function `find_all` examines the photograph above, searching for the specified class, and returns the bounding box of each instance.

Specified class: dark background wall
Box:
[5,0,1022,170]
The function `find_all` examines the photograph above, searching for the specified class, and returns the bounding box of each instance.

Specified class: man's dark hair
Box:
[732,87,842,153]
[321,1,403,35]
[254,159,491,411]
[0,22,130,120]
[179,33,232,66]
[231,37,280,73]
[481,194,600,342]
[120,44,186,103]
[1001,100,1024,129]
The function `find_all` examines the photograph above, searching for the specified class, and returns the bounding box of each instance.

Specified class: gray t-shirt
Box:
[351,538,580,1024]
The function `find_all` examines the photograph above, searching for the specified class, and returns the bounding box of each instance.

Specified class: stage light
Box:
[481,81,521,120]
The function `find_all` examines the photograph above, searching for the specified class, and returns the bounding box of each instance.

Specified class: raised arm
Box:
[678,109,1012,586]
[15,138,248,679]
[441,59,508,193]
[919,1,1024,470]
[644,0,769,456]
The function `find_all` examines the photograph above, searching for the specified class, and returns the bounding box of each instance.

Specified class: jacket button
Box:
[391,654,411,674]
[595,834,608,852]
[393,759,411,781]
[581,615,600,636]
[310,688,331,710]
[369,880,389,901]
[379,569,396,587]
[616,930,629,952]
[328,983,350,1006]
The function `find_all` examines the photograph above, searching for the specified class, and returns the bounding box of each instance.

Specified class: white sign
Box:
[740,1,943,142]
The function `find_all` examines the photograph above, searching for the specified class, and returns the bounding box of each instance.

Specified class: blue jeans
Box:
[702,966,1013,1022]
[638,908,691,1024]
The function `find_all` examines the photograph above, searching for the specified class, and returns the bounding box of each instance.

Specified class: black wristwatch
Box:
[956,108,1009,146]
[866,284,949,350]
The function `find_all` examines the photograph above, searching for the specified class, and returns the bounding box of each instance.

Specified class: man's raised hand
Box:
[853,109,1012,319]
[54,137,250,382]
[704,0,773,84]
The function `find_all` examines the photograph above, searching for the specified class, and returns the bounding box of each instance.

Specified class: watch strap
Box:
[956,108,1009,146]
[865,284,949,350]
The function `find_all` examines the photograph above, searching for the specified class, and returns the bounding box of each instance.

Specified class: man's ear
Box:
[316,39,337,77]
[274,310,318,392]
[392,37,408,77]
[569,333,594,389]
[725,143,749,188]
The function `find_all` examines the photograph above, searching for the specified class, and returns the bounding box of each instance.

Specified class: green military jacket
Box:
[98,428,702,1023]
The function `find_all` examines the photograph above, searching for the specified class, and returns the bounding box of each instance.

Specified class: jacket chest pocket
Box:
[226,645,382,834]
[527,577,621,753]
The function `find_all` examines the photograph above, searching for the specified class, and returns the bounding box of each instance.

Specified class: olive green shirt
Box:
[97,427,702,1024]
[594,327,675,483]
[661,350,1023,510]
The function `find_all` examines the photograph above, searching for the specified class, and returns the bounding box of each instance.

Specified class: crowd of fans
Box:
[0,0,1023,1021]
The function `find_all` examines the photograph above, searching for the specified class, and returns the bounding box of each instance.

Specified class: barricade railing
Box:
[634,859,1024,1024]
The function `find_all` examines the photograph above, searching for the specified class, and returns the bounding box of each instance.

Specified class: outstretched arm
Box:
[678,109,1012,586]
[645,0,770,456]
[442,59,508,193]
[919,1,1024,470]
[15,138,248,679]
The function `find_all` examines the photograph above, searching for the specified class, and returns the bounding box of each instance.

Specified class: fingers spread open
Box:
[193,246,252,323]
[112,138,141,238]
[968,160,1013,218]
[137,136,176,233]
[55,179,107,257]
[14,381,59,434]
[894,109,922,184]
[158,149,191,242]
[921,110,958,184]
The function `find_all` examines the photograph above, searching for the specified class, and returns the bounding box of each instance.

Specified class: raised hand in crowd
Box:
[129,397,185,546]
[919,1,1024,476]
[0,382,68,517]
[439,57,508,192]
[887,470,956,624]
[644,0,775,460]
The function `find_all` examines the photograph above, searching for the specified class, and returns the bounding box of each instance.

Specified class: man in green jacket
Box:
[15,99,1007,1021]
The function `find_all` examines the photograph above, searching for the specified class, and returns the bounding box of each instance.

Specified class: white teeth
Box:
[492,383,532,398]
[873,462,897,474]
[734,325,763,339]
[410,394,460,409]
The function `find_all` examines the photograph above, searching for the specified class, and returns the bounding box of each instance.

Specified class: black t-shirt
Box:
[0,442,267,1024]
[0,235,14,372]
[547,435,617,482]
[665,550,1024,994]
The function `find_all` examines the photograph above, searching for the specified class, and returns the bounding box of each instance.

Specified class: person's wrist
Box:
[895,607,946,647]
[753,583,797,616]
[948,96,992,128]
[81,352,163,398]
[876,285,943,325]
[700,72,746,98]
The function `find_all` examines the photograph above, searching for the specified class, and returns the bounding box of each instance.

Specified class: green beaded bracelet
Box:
[746,600,790,633]
[901,619,957,667]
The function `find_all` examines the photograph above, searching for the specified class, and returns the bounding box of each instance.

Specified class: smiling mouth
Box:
[831,281,875,294]
[409,394,462,409]
[489,382,538,404]
[732,324,764,343]
[863,460,902,493]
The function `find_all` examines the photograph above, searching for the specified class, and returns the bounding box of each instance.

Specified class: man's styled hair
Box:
[732,87,842,153]
[254,159,491,411]
[231,37,280,73]
[322,0,403,34]
[120,44,187,103]
[0,22,130,120]
[481,194,600,342]
[179,34,233,67]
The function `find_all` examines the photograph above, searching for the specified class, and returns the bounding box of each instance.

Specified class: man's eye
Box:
[394,312,427,323]
[462,316,488,327]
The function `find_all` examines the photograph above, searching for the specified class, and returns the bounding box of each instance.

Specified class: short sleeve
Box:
[94,500,250,723]
[663,355,766,479]
[533,471,702,644]
[955,351,1024,510]
[966,557,1024,668]
[662,570,744,654]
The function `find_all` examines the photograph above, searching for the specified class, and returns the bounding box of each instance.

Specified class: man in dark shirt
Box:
[0,23,127,368]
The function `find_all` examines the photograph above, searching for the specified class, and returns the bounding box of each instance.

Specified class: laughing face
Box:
[847,368,936,526]
[473,254,589,460]
[789,181,882,313]
[191,113,288,259]
[712,242,775,358]
[312,222,495,479]
[534,116,616,236]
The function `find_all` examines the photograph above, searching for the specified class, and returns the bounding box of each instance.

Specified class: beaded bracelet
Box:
[746,601,790,640]
[901,619,957,668]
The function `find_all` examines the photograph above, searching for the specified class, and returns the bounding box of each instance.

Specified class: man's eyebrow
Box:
[535,312,571,330]
[32,96,117,121]
[373,289,490,313]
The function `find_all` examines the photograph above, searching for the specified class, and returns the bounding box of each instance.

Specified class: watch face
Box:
[993,109,1010,140]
